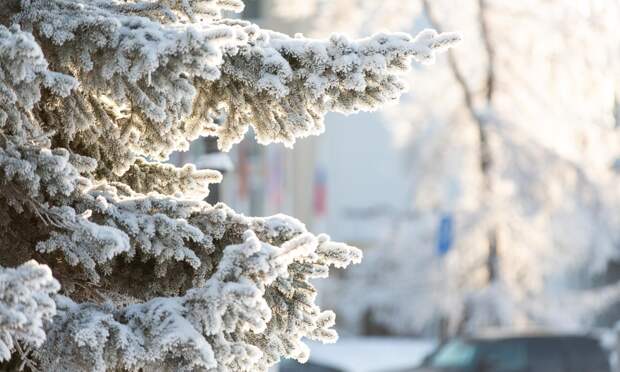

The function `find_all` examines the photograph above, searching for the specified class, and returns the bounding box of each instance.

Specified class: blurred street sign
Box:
[437,213,454,256]
[313,167,328,217]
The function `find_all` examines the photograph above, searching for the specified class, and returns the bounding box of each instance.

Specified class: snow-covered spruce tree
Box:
[0,1,459,370]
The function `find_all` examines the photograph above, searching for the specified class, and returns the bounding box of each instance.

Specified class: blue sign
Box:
[437,214,454,256]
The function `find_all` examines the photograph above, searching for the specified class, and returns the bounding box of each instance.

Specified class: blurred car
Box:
[412,333,610,372]
[278,337,437,372]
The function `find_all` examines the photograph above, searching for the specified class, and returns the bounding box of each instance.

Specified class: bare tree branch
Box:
[478,0,497,102]
[422,0,499,286]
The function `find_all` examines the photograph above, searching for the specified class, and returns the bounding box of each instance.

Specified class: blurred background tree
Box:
[265,0,620,337]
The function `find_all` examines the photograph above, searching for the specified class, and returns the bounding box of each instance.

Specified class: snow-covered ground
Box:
[279,337,437,372]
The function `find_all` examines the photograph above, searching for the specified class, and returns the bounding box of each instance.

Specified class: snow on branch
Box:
[36,228,361,371]
[0,24,76,141]
[13,0,459,175]
[113,157,223,199]
[207,29,462,150]
[15,0,250,175]
[0,261,60,362]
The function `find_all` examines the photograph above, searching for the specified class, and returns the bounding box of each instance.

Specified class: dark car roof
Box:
[419,332,610,372]
[465,330,598,342]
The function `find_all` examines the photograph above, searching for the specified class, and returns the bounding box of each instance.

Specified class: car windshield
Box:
[426,340,477,368]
